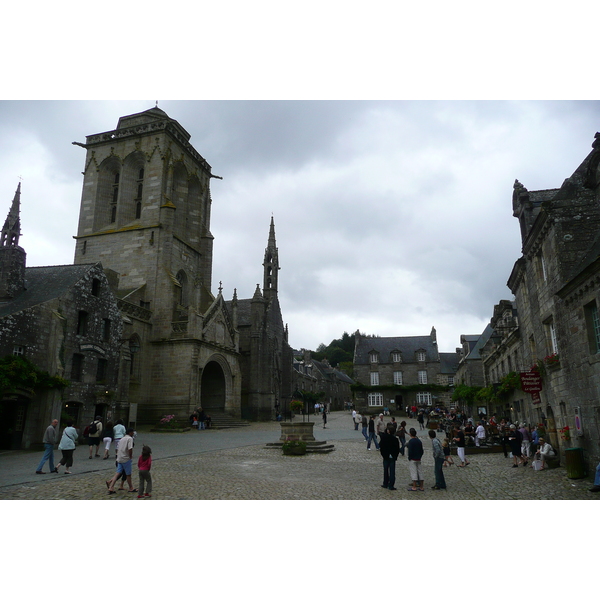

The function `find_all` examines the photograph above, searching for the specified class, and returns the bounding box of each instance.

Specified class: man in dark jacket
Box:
[379,424,400,490]
[407,427,424,492]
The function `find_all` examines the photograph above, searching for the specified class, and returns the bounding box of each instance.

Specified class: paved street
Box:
[1,411,598,500]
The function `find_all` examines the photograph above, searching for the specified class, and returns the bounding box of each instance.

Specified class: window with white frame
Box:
[418,370,427,384]
[370,352,379,363]
[550,322,558,355]
[416,392,432,405]
[544,319,558,355]
[416,351,426,362]
[370,371,380,386]
[391,352,402,362]
[368,393,383,407]
[393,371,403,385]
[12,345,25,356]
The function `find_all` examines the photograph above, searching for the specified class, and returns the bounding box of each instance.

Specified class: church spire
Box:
[1,182,21,247]
[262,216,279,300]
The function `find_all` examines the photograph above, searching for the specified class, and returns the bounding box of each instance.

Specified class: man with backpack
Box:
[87,416,103,459]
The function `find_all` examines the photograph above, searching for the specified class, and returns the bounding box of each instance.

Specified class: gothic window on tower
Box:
[135,168,144,219]
[111,172,119,223]
[176,270,188,307]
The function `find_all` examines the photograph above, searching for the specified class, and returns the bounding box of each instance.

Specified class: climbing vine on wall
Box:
[0,355,69,396]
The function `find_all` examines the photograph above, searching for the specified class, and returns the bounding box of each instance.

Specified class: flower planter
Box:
[282,445,307,456]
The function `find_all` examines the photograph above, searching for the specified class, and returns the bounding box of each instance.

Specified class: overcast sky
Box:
[1,100,599,353]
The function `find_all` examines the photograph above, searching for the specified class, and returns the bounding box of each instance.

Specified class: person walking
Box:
[102,421,114,459]
[361,413,369,442]
[453,425,470,467]
[396,421,407,456]
[36,419,58,474]
[367,415,380,451]
[351,409,357,430]
[376,414,386,441]
[519,423,532,458]
[106,427,137,494]
[137,445,152,499]
[322,409,327,429]
[442,438,454,466]
[112,419,126,457]
[417,411,425,430]
[508,424,527,467]
[55,420,78,474]
[87,416,103,459]
[379,424,400,490]
[406,428,424,492]
[428,429,446,490]
[475,421,486,447]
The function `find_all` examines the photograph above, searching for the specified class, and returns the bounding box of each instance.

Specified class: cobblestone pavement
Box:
[1,411,598,500]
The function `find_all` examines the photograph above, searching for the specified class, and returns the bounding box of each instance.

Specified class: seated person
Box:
[535,437,555,470]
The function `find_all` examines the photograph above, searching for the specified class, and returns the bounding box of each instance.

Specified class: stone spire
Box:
[263,216,279,300]
[0,182,26,299]
[1,182,21,247]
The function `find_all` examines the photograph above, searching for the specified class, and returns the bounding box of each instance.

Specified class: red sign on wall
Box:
[521,369,542,402]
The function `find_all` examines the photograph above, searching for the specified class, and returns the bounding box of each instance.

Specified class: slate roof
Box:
[439,352,460,374]
[228,298,252,327]
[461,324,494,361]
[354,335,439,364]
[0,263,99,318]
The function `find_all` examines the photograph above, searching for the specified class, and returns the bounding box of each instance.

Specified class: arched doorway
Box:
[200,361,226,411]
[0,396,29,450]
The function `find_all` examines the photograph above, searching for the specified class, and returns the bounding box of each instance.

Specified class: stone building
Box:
[70,106,292,425]
[454,325,494,389]
[478,132,600,468]
[0,184,125,449]
[352,328,451,412]
[291,350,354,412]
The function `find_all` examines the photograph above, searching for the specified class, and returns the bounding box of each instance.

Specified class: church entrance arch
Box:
[200,360,226,411]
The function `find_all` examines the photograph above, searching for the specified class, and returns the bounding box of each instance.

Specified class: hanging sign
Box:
[521,369,542,404]
[520,369,542,393]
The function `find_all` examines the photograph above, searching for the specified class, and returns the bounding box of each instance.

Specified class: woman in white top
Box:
[55,421,78,474]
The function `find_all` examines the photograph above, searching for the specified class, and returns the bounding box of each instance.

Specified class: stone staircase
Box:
[265,440,336,454]
[206,410,251,429]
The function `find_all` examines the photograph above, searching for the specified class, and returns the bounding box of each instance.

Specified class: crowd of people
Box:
[349,405,572,492]
[189,409,211,430]
[34,415,153,499]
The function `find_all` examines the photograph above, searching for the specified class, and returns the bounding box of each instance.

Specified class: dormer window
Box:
[391,352,402,363]
[416,351,426,362]
[370,352,379,364]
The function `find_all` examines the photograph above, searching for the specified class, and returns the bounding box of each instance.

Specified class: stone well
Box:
[279,421,315,442]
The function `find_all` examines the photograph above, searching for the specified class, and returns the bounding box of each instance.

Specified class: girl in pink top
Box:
[137,445,152,499]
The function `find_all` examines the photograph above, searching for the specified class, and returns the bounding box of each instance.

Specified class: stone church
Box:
[72,106,293,425]
[0,106,293,447]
